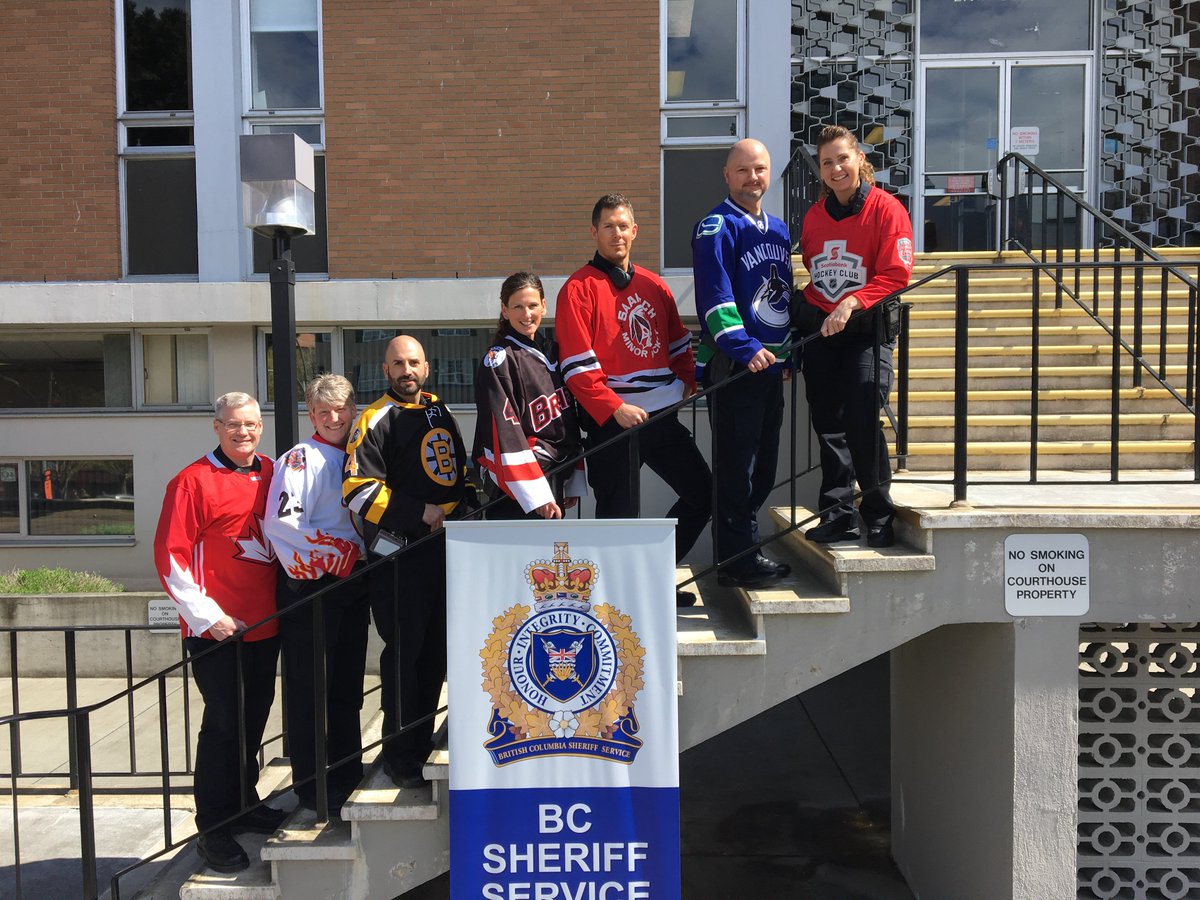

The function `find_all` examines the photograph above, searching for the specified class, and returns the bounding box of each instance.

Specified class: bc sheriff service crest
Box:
[479,542,645,766]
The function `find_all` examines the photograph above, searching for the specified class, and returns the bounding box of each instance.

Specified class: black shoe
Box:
[399,770,427,789]
[675,589,697,608]
[717,561,787,588]
[197,829,250,873]
[806,520,860,544]
[233,804,288,835]
[753,554,791,578]
[382,756,427,790]
[867,522,895,548]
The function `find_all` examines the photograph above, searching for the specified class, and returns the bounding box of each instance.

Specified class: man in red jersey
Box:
[556,193,712,607]
[154,391,286,873]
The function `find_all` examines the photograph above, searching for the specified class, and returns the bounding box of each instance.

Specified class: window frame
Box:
[660,0,746,109]
[0,329,214,414]
[116,2,199,280]
[133,327,214,410]
[256,327,336,410]
[0,457,136,546]
[240,0,325,116]
[240,0,327,279]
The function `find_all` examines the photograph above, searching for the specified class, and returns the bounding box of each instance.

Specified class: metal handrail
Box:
[6,248,1200,898]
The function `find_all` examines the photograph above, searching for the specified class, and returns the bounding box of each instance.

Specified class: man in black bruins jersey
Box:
[344,334,474,788]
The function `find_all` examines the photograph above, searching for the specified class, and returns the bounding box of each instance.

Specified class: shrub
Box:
[0,567,125,594]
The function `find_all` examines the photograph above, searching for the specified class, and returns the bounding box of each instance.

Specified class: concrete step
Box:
[905,343,1191,361]
[894,439,1194,472]
[676,565,766,657]
[892,412,1196,444]
[908,305,1194,323]
[905,322,1191,348]
[768,508,936,595]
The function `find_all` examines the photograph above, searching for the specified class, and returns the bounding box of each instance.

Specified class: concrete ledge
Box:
[261,811,356,861]
[340,766,439,822]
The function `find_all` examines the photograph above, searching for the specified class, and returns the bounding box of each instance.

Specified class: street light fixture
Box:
[239,132,316,455]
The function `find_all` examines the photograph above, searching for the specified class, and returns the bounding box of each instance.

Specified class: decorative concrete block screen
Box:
[1099,1,1200,246]
[1078,623,1200,898]
[790,0,914,203]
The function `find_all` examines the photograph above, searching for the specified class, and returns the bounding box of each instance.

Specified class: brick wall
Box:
[0,2,119,281]
[323,1,661,279]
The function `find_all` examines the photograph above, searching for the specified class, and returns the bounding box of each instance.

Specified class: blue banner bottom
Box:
[450,785,681,900]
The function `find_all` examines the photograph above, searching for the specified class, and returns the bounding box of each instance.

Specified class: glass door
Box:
[918,58,1090,252]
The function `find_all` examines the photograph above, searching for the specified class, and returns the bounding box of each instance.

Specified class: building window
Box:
[0,331,209,411]
[247,0,321,111]
[259,330,334,406]
[663,0,743,106]
[0,459,135,541]
[119,1,198,277]
[244,1,326,276]
[258,327,539,408]
[124,152,199,276]
[661,0,744,270]
[140,331,211,406]
[0,334,133,409]
[122,0,193,112]
[661,111,739,270]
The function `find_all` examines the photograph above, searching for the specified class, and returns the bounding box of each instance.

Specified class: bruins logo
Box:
[421,427,458,485]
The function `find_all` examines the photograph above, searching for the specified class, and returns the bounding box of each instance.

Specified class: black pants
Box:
[583,408,712,562]
[278,571,370,805]
[800,332,895,529]
[185,635,280,833]
[368,535,447,774]
[709,369,784,571]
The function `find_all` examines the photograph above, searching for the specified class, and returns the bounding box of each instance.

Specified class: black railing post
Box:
[65,631,79,791]
[125,630,137,773]
[1111,258,1123,481]
[896,302,911,471]
[1189,269,1199,410]
[235,639,249,814]
[8,718,22,900]
[1133,248,1145,388]
[789,364,797,522]
[628,430,641,516]
[9,632,21,777]
[1159,266,1170,378]
[709,390,721,570]
[1055,186,1065,309]
[157,677,174,846]
[75,711,99,900]
[182,640,193,773]
[953,267,970,505]
[998,159,1009,255]
[1030,265,1041,480]
[1040,174,1049,266]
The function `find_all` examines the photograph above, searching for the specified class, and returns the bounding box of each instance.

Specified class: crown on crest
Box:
[525,542,598,611]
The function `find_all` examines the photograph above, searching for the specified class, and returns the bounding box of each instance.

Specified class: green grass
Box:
[0,567,125,594]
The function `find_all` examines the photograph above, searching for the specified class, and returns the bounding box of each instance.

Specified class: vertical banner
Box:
[446,519,681,900]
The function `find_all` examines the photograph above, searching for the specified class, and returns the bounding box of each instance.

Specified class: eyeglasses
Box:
[218,420,262,432]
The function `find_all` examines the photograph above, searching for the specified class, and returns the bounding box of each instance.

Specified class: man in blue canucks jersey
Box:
[692,138,794,588]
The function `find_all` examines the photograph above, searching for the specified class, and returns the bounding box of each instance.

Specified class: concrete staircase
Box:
[151,510,943,900]
[797,249,1198,472]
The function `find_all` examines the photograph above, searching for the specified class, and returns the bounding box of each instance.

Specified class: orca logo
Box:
[695,214,723,239]
[750,264,792,328]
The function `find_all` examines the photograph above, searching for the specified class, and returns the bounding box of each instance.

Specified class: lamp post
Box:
[239,133,316,455]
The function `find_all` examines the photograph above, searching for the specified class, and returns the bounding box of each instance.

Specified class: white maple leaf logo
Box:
[234,516,276,565]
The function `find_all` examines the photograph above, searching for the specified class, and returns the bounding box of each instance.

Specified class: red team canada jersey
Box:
[800,186,914,313]
[154,452,279,641]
